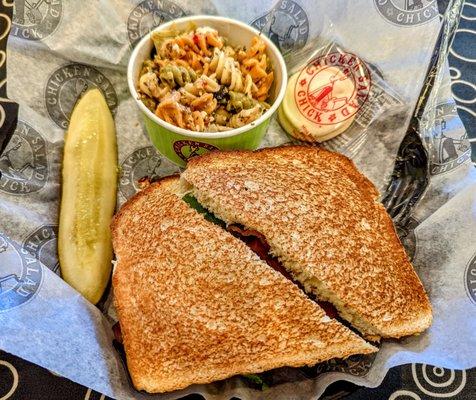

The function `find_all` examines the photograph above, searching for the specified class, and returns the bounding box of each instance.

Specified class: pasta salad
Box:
[137,26,274,132]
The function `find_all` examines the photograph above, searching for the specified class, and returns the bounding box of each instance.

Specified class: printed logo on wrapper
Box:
[173,140,218,162]
[465,253,476,305]
[23,225,60,276]
[127,0,186,46]
[424,102,470,175]
[374,0,439,26]
[0,233,43,312]
[0,121,48,195]
[119,146,163,199]
[45,63,118,129]
[294,53,371,126]
[251,0,309,53]
[12,0,62,41]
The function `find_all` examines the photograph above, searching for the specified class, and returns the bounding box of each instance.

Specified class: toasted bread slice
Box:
[182,146,432,340]
[111,177,376,394]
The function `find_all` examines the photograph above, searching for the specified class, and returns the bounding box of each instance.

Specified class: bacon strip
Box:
[113,322,123,344]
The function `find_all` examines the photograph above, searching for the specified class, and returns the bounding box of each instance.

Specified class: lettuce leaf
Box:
[182,194,226,228]
[242,374,269,390]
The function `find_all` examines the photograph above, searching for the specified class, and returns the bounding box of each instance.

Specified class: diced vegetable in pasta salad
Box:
[137,26,274,132]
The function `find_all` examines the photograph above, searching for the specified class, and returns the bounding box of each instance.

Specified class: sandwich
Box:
[111,145,432,393]
[181,145,432,340]
[111,176,376,393]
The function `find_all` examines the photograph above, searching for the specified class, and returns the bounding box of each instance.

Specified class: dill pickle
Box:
[58,89,117,304]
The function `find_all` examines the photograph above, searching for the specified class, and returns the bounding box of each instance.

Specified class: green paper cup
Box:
[127,15,287,167]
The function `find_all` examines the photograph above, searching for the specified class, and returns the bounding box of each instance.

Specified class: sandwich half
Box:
[182,146,432,340]
[111,176,376,393]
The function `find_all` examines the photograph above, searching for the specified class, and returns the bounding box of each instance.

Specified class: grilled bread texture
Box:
[111,177,376,393]
[182,146,432,340]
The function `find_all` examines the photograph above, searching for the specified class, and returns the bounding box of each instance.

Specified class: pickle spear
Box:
[58,89,118,304]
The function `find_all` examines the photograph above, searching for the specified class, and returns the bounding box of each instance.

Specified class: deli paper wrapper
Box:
[1,1,475,399]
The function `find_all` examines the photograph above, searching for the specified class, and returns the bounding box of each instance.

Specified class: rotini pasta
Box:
[159,64,197,88]
[138,26,274,132]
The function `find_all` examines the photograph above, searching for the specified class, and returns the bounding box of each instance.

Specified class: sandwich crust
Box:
[111,177,376,393]
[182,146,432,339]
